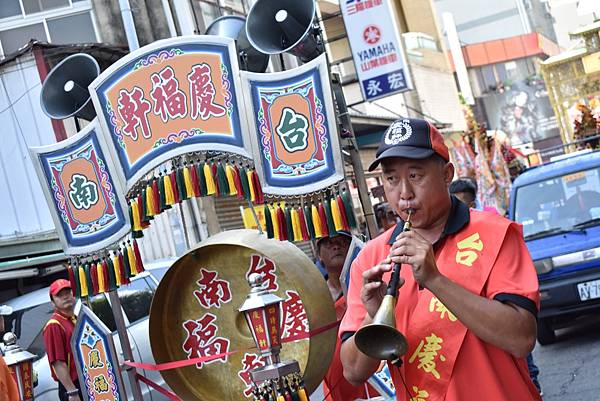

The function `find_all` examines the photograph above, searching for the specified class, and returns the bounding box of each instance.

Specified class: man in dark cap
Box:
[339,118,541,401]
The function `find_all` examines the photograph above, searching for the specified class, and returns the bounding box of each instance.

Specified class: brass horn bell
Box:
[354,293,407,362]
[354,213,413,363]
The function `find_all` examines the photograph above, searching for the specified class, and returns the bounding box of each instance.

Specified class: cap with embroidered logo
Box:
[368,118,449,171]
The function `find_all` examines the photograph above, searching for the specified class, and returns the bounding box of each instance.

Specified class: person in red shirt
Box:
[43,279,82,401]
[340,118,541,401]
[318,232,377,401]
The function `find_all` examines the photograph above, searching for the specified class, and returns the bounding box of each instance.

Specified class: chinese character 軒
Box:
[118,87,152,140]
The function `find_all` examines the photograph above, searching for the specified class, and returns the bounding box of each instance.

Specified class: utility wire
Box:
[0,82,41,115]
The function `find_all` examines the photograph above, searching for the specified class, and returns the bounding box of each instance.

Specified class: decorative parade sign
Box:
[72,305,127,401]
[241,54,344,196]
[29,120,130,255]
[89,36,251,190]
[341,0,413,101]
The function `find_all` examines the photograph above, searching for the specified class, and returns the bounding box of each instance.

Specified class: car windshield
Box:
[3,301,54,361]
[514,166,600,238]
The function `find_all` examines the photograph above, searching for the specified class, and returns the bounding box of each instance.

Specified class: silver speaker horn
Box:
[206,15,270,73]
[246,0,323,62]
[40,53,99,121]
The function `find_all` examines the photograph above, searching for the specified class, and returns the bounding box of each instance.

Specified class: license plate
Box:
[577,279,600,301]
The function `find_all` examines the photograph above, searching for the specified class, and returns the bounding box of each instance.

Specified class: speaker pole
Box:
[331,72,378,240]
[278,54,287,71]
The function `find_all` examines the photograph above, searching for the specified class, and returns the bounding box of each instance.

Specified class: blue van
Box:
[509,149,600,344]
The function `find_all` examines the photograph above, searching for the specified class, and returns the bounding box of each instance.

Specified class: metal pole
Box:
[178,202,192,249]
[118,0,140,51]
[108,290,143,401]
[331,73,378,239]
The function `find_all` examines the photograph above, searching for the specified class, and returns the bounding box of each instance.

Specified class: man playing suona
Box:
[339,118,541,401]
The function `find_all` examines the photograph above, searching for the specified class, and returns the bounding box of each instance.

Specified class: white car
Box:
[4,259,176,401]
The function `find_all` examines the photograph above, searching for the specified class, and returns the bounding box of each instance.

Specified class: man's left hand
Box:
[390,230,440,288]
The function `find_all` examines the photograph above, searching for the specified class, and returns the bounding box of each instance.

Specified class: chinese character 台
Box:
[246,254,278,291]
[275,108,310,153]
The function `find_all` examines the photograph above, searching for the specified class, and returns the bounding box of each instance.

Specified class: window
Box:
[22,0,70,15]
[200,1,221,27]
[118,277,155,324]
[3,302,54,361]
[480,65,497,90]
[0,0,22,19]
[47,12,96,44]
[515,167,600,238]
[89,294,117,332]
[0,23,47,55]
[0,1,96,58]
[197,0,247,29]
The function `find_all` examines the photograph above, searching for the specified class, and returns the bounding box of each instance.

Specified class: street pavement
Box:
[534,315,600,401]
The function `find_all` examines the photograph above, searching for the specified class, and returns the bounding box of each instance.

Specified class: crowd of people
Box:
[3,117,543,401]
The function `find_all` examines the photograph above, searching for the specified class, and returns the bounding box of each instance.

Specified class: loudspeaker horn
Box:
[40,53,100,121]
[206,15,270,73]
[246,0,323,62]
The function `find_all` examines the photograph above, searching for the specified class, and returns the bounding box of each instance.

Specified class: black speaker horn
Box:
[246,0,323,63]
[40,53,99,121]
[206,15,270,73]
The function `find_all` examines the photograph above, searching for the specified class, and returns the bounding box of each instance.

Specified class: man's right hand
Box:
[361,257,403,318]
[68,394,81,401]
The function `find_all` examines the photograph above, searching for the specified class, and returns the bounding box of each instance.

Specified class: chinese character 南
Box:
[88,349,104,369]
[182,313,230,368]
[93,374,109,393]
[275,108,310,153]
[280,291,309,340]
[246,254,278,291]
[429,297,457,322]
[118,87,152,140]
[366,80,383,97]
[408,333,446,379]
[237,353,265,397]
[193,268,232,309]
[388,72,405,90]
[188,63,226,120]
[150,66,187,122]
[68,174,98,210]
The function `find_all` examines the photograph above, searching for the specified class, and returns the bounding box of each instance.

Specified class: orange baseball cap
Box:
[49,279,72,297]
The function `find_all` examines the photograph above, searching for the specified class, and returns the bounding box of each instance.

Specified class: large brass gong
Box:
[149,229,337,400]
